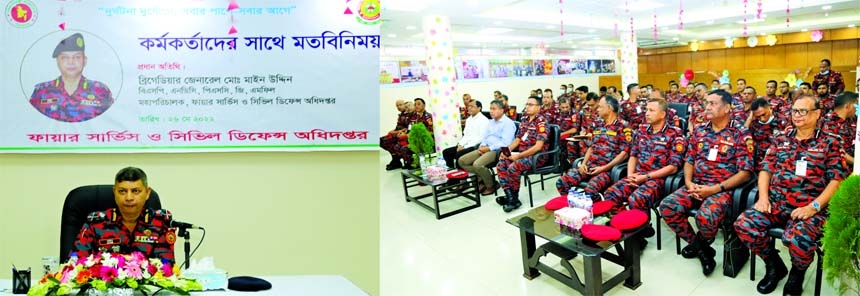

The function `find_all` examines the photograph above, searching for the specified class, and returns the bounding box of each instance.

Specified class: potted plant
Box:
[407,122,435,169]
[823,174,860,295]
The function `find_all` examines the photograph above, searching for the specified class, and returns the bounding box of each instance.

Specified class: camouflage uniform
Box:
[603,123,685,211]
[497,114,548,191]
[556,118,632,195]
[660,120,754,244]
[73,208,176,264]
[734,129,847,269]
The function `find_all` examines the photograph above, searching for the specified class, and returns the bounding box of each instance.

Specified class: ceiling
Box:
[380,0,860,54]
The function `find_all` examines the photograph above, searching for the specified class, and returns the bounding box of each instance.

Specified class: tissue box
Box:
[184,270,228,291]
[423,165,448,183]
[554,207,590,230]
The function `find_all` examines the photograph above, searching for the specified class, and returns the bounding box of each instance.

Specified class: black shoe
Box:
[782,266,807,296]
[698,244,717,276]
[681,237,716,259]
[497,189,512,206]
[503,190,521,212]
[681,237,701,259]
[757,250,788,294]
[385,159,403,171]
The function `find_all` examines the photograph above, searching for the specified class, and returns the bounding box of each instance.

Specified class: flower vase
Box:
[85,288,137,296]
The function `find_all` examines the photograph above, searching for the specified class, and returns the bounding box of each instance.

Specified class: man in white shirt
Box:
[458,100,516,195]
[443,100,489,168]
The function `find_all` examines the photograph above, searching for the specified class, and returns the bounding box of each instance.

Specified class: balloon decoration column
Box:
[422,15,459,153]
[619,17,639,97]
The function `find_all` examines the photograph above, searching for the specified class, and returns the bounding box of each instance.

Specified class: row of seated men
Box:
[384,88,856,296]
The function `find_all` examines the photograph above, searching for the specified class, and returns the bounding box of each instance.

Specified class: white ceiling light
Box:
[849,24,856,28]
[736,18,766,24]
[406,25,416,30]
[672,37,679,41]
[545,25,555,29]
[706,20,715,25]
[587,29,596,33]
[387,34,397,38]
[593,37,600,40]
[512,43,519,46]
[571,45,578,48]
[615,0,665,11]
[801,28,809,32]
[822,5,832,10]
[566,40,573,44]
[492,20,503,25]
[477,27,513,34]
[472,42,480,46]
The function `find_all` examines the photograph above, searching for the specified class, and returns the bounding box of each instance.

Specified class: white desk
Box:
[0,275,368,296]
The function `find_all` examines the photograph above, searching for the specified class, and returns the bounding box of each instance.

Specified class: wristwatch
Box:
[811,201,821,212]
[646,173,652,180]
[718,183,726,192]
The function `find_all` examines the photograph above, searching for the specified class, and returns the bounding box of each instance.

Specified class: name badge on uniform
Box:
[636,106,642,113]
[606,131,618,136]
[796,157,807,177]
[521,131,529,142]
[708,148,718,161]
[134,235,158,244]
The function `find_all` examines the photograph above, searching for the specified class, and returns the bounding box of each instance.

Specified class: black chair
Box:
[668,103,690,121]
[59,185,162,262]
[747,203,824,295]
[673,178,757,254]
[651,171,685,251]
[522,124,562,207]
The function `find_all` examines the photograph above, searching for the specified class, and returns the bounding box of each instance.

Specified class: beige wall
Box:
[0,152,380,295]
[379,76,602,133]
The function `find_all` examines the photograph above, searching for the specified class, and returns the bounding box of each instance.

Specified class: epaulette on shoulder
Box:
[150,209,173,221]
[86,211,108,223]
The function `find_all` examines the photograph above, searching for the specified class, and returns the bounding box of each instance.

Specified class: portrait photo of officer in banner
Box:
[29,32,115,123]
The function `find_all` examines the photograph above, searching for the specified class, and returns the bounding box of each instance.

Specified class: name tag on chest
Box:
[134,235,159,244]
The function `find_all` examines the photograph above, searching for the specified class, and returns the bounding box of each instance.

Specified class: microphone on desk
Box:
[169,220,204,230]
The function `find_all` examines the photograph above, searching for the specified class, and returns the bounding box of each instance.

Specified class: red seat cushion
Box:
[581,224,622,242]
[445,170,469,180]
[610,209,649,231]
[592,200,614,216]
[544,196,568,211]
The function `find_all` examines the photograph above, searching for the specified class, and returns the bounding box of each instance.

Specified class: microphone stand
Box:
[178,226,191,270]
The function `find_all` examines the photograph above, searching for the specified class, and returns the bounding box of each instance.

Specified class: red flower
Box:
[99,266,118,282]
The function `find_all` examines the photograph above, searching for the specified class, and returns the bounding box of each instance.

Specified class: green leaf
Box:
[823,174,860,294]
[126,278,139,289]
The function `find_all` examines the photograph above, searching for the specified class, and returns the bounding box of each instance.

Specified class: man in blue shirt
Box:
[458,100,516,196]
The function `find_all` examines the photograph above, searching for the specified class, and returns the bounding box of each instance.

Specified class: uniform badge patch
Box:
[721,145,729,153]
[698,142,704,150]
[166,231,177,244]
[745,138,754,154]
[538,125,545,133]
[675,142,684,152]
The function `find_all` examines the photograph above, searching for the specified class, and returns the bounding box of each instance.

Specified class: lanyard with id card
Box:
[796,157,807,177]
[707,147,719,161]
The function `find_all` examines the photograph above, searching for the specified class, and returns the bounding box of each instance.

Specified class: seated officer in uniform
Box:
[29,33,114,123]
[556,95,631,197]
[73,167,176,264]
[734,95,848,295]
[496,95,548,213]
[659,89,754,276]
[819,92,858,166]
[603,98,685,247]
[749,98,789,171]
